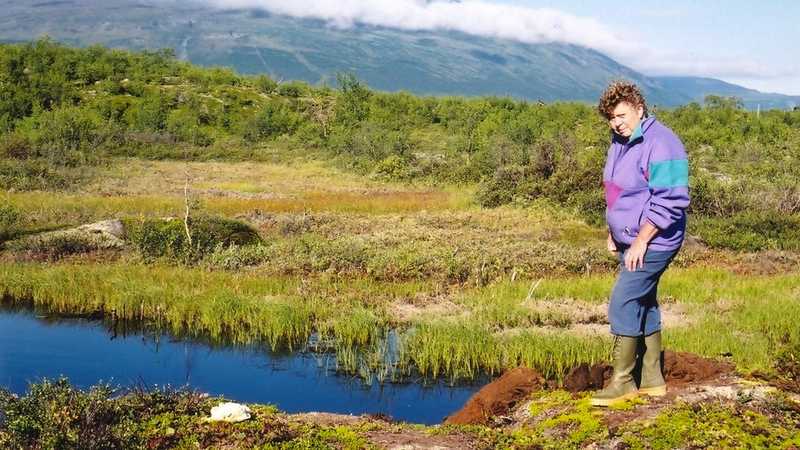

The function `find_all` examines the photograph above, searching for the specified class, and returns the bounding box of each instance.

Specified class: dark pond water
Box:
[0,307,482,424]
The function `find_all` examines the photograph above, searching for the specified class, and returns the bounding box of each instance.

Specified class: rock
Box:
[76,219,125,239]
[207,402,252,423]
[8,219,126,257]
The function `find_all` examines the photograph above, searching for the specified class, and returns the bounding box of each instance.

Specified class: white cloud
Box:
[634,52,795,79]
[195,0,792,91]
[202,0,639,55]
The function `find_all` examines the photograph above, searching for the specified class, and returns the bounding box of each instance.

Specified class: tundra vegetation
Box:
[1,39,799,448]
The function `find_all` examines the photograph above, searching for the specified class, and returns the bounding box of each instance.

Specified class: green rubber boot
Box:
[639,331,667,396]
[591,335,639,407]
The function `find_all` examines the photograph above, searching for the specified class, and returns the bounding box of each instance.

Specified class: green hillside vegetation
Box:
[4,0,800,110]
[2,39,799,251]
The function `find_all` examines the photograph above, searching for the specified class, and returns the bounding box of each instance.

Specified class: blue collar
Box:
[628,122,643,143]
[614,116,653,145]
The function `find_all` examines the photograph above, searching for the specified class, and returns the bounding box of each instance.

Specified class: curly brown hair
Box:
[598,80,648,119]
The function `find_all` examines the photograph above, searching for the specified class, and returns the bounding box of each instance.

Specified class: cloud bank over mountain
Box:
[180,0,795,93]
[202,0,638,58]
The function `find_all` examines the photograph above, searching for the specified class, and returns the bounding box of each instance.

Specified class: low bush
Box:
[0,204,21,242]
[0,159,81,191]
[205,243,272,270]
[15,106,102,166]
[242,102,301,142]
[0,378,213,450]
[692,213,800,252]
[475,165,536,208]
[0,379,126,450]
[0,133,34,159]
[124,215,260,264]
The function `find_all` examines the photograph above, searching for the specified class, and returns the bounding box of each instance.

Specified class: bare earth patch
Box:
[365,429,478,450]
[390,299,467,324]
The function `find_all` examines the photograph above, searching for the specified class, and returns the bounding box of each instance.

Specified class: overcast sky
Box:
[205,0,799,94]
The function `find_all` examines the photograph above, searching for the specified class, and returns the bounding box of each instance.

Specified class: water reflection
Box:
[0,306,481,424]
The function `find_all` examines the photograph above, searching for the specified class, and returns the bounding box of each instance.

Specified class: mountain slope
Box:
[1,0,796,109]
[653,76,799,110]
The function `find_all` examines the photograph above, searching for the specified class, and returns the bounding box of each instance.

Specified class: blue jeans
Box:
[608,247,678,337]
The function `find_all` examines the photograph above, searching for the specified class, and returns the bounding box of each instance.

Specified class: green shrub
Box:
[165,108,214,146]
[253,74,278,94]
[689,170,751,216]
[0,133,34,159]
[124,90,174,132]
[692,212,800,251]
[372,154,415,181]
[0,159,78,190]
[125,215,260,264]
[0,379,125,450]
[0,378,212,450]
[0,203,21,242]
[276,81,307,98]
[475,165,536,208]
[205,243,272,270]
[242,102,300,142]
[334,73,371,126]
[16,106,102,166]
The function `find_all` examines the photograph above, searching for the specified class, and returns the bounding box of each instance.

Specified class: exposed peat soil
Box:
[271,352,797,449]
[445,351,735,426]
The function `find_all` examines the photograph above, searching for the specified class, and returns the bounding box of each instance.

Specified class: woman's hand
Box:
[607,232,617,254]
[624,238,647,271]
[623,221,660,271]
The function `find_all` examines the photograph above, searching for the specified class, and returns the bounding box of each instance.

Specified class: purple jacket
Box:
[603,117,690,251]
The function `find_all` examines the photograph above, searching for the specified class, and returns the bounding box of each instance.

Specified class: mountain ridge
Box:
[1,0,797,109]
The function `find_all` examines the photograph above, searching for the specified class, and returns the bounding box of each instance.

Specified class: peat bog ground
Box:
[2,159,799,448]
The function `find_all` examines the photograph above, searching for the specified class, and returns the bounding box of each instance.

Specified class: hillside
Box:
[1,0,798,109]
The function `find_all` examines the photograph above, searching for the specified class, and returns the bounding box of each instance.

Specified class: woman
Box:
[591,81,690,407]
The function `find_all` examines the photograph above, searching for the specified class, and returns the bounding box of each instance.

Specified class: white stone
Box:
[77,220,125,239]
[207,402,252,423]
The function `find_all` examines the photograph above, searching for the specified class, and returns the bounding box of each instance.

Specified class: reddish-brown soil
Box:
[562,350,734,393]
[447,351,735,426]
[662,350,734,386]
[444,367,544,426]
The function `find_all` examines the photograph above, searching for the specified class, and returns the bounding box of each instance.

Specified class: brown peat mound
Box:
[662,350,734,386]
[444,367,544,425]
[447,351,734,425]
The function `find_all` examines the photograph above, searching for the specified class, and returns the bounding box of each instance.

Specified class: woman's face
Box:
[608,101,644,138]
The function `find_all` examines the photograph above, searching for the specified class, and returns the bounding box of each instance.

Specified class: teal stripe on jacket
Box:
[648,159,688,188]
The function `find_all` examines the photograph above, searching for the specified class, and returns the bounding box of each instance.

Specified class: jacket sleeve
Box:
[645,135,690,230]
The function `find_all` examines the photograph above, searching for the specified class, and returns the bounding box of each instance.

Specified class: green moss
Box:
[619,401,800,449]
[608,396,648,412]
[527,390,574,418]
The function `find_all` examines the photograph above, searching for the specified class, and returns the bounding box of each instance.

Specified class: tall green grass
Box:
[399,319,610,382]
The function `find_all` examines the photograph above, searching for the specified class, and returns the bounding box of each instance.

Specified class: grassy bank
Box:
[2,261,798,380]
